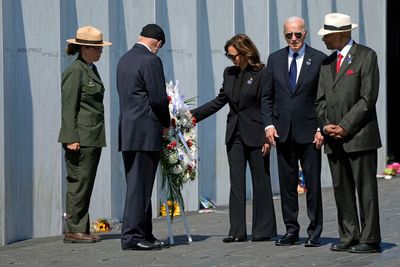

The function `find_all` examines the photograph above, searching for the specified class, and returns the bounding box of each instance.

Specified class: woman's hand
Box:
[262,143,271,157]
[313,131,324,149]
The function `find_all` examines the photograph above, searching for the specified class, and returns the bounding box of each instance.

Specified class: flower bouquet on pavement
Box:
[160,81,198,219]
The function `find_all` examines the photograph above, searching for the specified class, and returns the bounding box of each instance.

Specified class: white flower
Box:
[172,165,183,174]
[161,80,198,202]
[168,154,178,164]
[183,173,191,182]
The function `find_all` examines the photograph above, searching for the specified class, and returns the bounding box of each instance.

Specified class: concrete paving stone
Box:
[1,178,400,267]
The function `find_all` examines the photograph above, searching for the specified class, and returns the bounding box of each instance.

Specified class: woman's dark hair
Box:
[66,43,81,55]
[224,34,264,70]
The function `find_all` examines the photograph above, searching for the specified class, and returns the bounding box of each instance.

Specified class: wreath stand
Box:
[160,190,192,245]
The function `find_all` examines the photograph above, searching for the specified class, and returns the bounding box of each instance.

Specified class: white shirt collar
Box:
[136,42,152,52]
[337,39,353,58]
[289,44,306,58]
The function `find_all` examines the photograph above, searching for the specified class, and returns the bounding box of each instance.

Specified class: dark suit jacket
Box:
[117,43,170,151]
[262,45,326,143]
[58,57,106,147]
[192,66,267,147]
[316,42,382,154]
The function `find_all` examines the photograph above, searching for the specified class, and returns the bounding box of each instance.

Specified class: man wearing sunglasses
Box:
[261,16,326,247]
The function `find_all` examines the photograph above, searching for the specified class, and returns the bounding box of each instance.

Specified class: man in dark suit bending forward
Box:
[117,24,170,251]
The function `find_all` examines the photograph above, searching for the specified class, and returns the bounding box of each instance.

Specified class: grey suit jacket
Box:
[316,42,382,154]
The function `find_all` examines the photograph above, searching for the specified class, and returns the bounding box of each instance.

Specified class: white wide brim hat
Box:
[318,13,358,36]
[67,26,112,46]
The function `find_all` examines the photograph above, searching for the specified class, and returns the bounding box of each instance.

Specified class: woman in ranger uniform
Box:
[58,26,111,243]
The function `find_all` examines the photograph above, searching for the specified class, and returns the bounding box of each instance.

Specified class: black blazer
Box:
[192,66,267,147]
[117,43,170,151]
[262,45,326,144]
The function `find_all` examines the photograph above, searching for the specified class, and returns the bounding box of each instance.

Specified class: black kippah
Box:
[140,24,166,46]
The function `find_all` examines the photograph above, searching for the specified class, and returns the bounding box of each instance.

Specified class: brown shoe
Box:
[88,233,101,242]
[64,232,96,243]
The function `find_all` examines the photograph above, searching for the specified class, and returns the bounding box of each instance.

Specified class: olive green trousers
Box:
[64,146,102,233]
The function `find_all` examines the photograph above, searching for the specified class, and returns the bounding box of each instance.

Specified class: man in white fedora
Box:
[316,13,382,253]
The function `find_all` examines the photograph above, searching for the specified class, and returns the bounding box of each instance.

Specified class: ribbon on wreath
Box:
[177,130,195,168]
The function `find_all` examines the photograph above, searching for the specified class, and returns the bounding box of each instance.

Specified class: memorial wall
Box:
[0,0,386,245]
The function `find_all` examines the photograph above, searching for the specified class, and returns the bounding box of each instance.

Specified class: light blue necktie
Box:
[289,52,299,92]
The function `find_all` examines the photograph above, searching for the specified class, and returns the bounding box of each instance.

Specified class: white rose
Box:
[172,165,183,174]
[182,173,190,182]
[168,154,178,164]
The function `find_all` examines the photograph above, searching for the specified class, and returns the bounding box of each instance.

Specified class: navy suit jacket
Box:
[262,45,326,144]
[192,66,267,147]
[117,43,170,151]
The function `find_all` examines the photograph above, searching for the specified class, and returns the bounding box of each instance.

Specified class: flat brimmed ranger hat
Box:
[318,13,358,36]
[67,26,112,46]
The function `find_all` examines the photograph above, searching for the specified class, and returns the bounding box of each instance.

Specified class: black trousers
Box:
[327,148,381,244]
[121,151,160,249]
[226,134,277,238]
[276,140,323,237]
[64,146,102,233]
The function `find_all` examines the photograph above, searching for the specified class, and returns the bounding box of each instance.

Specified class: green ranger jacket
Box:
[58,57,106,147]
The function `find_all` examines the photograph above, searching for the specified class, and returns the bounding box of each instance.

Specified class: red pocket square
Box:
[346,69,355,75]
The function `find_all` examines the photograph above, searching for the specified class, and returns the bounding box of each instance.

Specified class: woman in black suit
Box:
[192,34,276,242]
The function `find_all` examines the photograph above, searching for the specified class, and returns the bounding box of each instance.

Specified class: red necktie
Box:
[336,53,343,74]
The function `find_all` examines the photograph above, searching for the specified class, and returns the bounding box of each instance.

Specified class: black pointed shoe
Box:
[330,242,357,252]
[275,233,300,246]
[304,236,321,247]
[251,236,272,242]
[349,243,381,253]
[222,236,247,243]
[147,236,170,248]
[123,240,162,250]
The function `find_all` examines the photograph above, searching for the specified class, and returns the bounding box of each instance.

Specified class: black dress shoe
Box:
[146,235,170,248]
[251,236,271,242]
[304,236,321,247]
[275,233,300,246]
[349,243,381,253]
[222,236,247,243]
[123,240,162,250]
[151,239,170,248]
[330,242,357,252]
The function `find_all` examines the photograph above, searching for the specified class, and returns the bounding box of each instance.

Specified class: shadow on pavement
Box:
[168,234,212,246]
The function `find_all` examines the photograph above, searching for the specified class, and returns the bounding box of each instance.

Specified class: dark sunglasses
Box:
[284,32,303,39]
[225,53,240,61]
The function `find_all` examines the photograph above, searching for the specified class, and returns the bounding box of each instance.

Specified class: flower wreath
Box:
[160,81,198,219]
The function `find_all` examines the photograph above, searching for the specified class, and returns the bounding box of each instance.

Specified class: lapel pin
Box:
[306,58,312,66]
[347,54,352,64]
[88,80,95,87]
[247,77,253,85]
